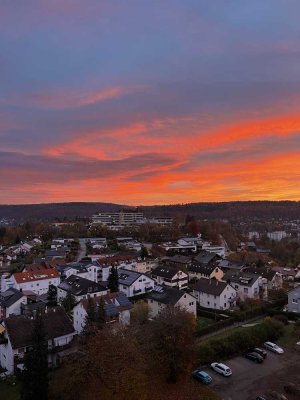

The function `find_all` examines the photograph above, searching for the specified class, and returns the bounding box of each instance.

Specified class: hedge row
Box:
[197,317,284,365]
[266,309,300,321]
[195,317,235,337]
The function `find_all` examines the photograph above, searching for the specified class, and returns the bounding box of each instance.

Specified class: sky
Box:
[1,0,300,205]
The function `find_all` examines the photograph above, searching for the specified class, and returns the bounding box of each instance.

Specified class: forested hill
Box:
[0,201,299,222]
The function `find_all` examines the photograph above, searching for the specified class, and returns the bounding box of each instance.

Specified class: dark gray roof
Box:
[168,255,192,264]
[0,288,24,308]
[58,275,107,296]
[151,266,179,279]
[243,267,277,281]
[224,272,260,287]
[117,268,143,286]
[146,285,192,305]
[188,263,217,275]
[192,278,229,296]
[194,251,219,265]
[216,260,245,270]
[5,307,75,349]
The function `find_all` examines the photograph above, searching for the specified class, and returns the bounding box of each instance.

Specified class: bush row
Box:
[195,317,235,337]
[197,317,284,365]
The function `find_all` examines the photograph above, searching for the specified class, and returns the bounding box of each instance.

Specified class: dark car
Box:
[244,352,264,363]
[256,396,267,400]
[192,370,212,384]
[249,347,267,359]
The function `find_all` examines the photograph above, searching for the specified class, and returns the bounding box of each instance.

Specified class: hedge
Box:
[197,317,284,365]
[195,317,235,337]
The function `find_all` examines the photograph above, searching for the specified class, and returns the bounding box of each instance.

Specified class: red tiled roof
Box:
[14,269,60,284]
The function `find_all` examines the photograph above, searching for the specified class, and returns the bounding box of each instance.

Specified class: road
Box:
[76,238,87,262]
[201,347,300,400]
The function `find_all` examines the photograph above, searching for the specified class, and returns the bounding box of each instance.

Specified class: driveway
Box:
[202,348,300,400]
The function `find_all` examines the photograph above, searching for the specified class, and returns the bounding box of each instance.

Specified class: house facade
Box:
[288,287,300,313]
[118,268,155,298]
[151,266,188,289]
[146,286,197,317]
[73,292,132,334]
[0,308,75,374]
[192,278,237,310]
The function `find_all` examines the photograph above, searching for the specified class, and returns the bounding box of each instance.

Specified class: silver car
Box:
[211,362,232,376]
[264,341,284,354]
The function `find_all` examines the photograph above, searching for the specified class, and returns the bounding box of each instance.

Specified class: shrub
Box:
[197,318,284,365]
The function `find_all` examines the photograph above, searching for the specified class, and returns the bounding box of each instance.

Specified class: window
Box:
[292,298,298,304]
[224,294,226,299]
[214,303,216,307]
[207,301,210,305]
[224,303,227,308]
[244,287,248,294]
[235,285,238,289]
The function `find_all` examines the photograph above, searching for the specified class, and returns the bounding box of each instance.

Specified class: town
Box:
[0,208,300,400]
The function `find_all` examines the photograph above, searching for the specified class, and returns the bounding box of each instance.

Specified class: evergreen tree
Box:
[46,284,57,307]
[21,313,49,400]
[107,265,119,292]
[95,296,106,327]
[61,292,77,317]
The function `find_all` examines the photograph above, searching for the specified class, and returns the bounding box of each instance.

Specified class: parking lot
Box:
[201,347,300,400]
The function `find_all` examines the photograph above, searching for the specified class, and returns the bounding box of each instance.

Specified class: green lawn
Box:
[0,381,20,400]
[196,316,216,331]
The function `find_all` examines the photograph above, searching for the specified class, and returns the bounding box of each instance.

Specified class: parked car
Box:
[264,341,284,354]
[192,370,212,384]
[248,347,267,359]
[211,362,232,376]
[243,351,264,363]
[256,397,267,400]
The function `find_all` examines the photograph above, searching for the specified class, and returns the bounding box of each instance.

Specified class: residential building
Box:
[57,275,108,302]
[192,278,237,310]
[73,292,132,333]
[224,272,261,300]
[194,251,220,267]
[201,242,225,257]
[166,255,193,270]
[118,268,155,298]
[287,287,300,313]
[267,231,287,241]
[0,289,27,319]
[151,266,188,289]
[146,286,197,317]
[187,264,224,281]
[0,308,75,374]
[1,269,60,296]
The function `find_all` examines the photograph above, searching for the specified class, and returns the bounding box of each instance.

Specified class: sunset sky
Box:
[1,1,300,205]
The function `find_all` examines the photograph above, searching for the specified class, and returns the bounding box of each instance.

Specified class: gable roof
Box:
[224,272,260,287]
[188,263,218,275]
[194,251,219,265]
[243,267,278,281]
[146,285,194,305]
[117,268,144,286]
[192,278,230,296]
[14,269,60,284]
[151,266,181,279]
[80,292,132,316]
[168,255,192,265]
[5,308,75,349]
[58,275,107,296]
[0,288,24,308]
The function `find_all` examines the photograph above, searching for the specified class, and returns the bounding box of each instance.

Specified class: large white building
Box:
[267,231,288,241]
[1,269,60,295]
[91,211,144,226]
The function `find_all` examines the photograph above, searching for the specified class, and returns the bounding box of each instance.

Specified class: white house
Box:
[3,269,61,296]
[73,292,132,334]
[118,268,155,298]
[151,266,188,289]
[187,264,224,281]
[224,272,261,301]
[146,286,197,317]
[192,278,237,310]
[0,308,76,374]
